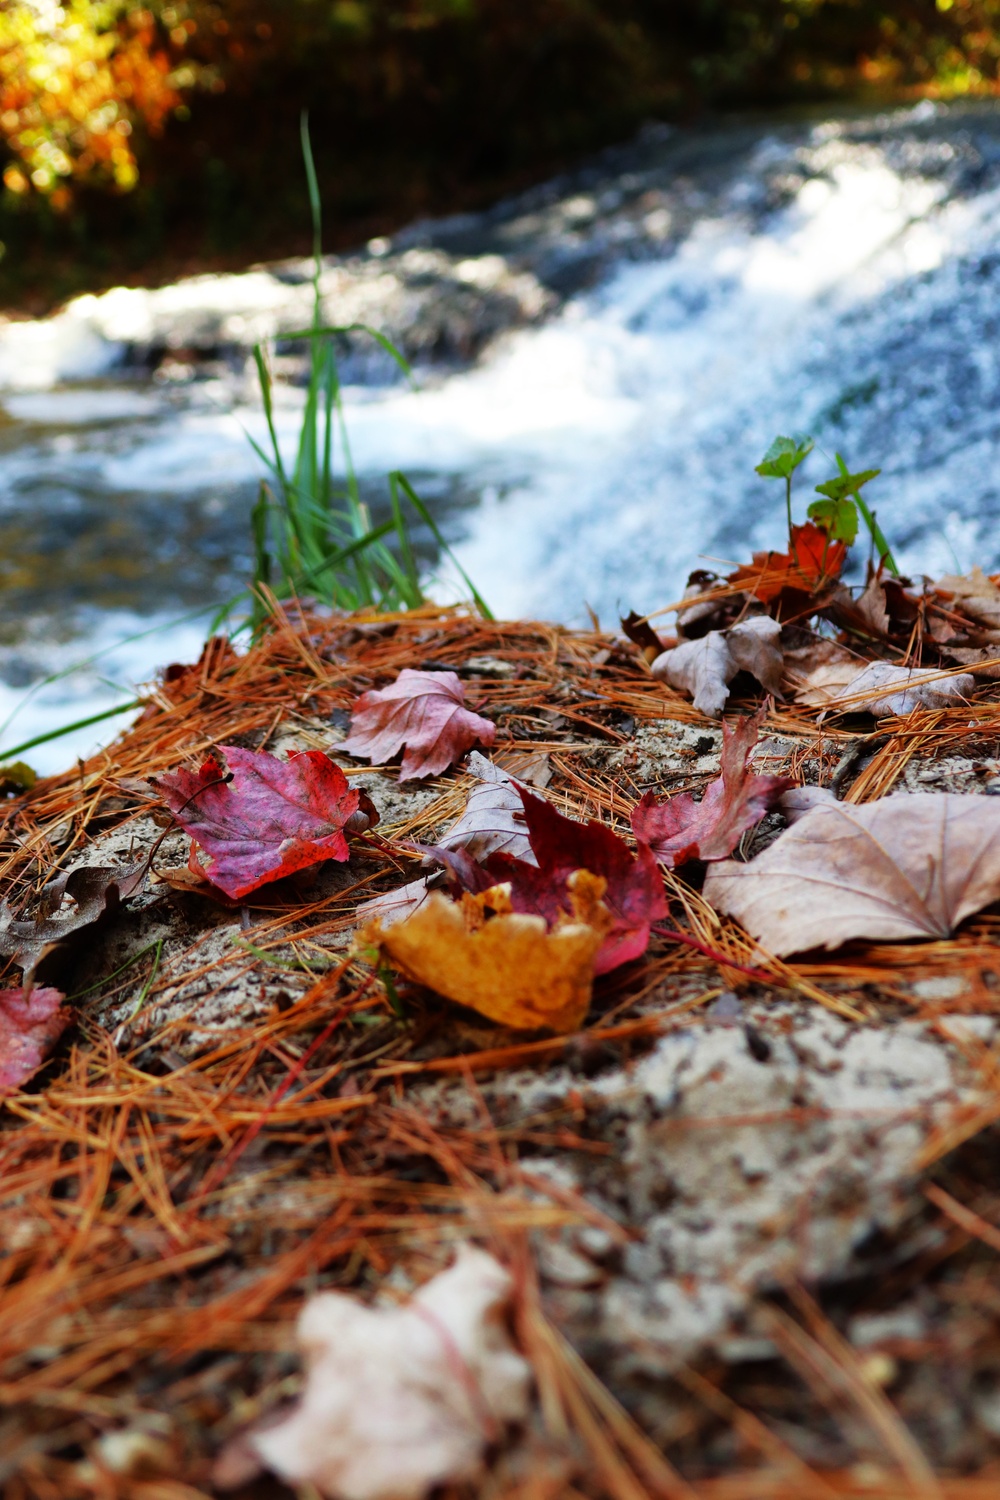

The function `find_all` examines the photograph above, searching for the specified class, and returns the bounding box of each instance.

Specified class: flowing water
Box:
[6,100,1000,769]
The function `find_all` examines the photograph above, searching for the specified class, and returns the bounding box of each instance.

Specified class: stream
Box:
[5,100,1000,770]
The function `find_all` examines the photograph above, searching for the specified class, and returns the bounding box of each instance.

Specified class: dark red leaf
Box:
[631,713,792,867]
[423,788,667,975]
[0,987,68,1095]
[156,746,363,900]
[340,669,496,781]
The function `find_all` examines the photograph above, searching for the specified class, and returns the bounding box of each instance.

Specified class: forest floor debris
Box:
[5,598,1000,1497]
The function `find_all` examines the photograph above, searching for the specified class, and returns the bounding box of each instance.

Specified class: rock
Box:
[415,1003,985,1385]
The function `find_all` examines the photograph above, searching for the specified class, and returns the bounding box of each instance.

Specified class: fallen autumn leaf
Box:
[228,1246,531,1500]
[0,986,68,1095]
[832,662,975,717]
[703,791,1000,955]
[651,615,783,717]
[631,712,791,866]
[362,875,608,1032]
[155,746,368,900]
[435,752,534,862]
[727,521,849,605]
[0,864,146,982]
[340,668,496,780]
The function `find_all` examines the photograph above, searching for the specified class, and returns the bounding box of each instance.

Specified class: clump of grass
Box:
[243,117,490,630]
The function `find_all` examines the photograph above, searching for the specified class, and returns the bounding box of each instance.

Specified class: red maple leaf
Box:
[340,669,496,781]
[630,712,792,868]
[423,788,667,975]
[156,746,369,899]
[0,986,68,1095]
[728,522,848,605]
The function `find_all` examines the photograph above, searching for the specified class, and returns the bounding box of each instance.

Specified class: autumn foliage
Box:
[6,0,1000,241]
[0,2,191,198]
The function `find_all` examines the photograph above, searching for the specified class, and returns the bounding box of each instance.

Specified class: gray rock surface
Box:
[415,1002,990,1379]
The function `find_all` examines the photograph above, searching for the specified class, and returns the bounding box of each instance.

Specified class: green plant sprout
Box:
[754,434,815,535]
[809,455,898,576]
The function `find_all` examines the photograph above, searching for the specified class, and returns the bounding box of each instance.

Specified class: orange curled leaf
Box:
[729,522,848,605]
[363,875,609,1033]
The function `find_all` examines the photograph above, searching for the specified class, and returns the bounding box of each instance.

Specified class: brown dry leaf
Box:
[361,873,610,1032]
[0,863,146,981]
[703,791,1000,956]
[942,645,1000,680]
[831,662,975,716]
[651,615,783,717]
[852,576,891,635]
[783,640,862,708]
[937,566,1000,630]
[826,577,891,638]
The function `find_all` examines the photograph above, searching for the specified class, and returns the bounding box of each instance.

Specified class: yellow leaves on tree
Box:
[0,2,195,198]
[361,872,612,1034]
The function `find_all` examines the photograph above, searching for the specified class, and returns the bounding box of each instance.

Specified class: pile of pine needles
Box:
[4,599,1000,1499]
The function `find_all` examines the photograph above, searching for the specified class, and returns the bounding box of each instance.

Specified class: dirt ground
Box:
[4,601,1000,1499]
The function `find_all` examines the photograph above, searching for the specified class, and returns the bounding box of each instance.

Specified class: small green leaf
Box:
[0,761,35,793]
[755,434,814,480]
[814,467,880,503]
[807,496,859,544]
[378,963,405,1019]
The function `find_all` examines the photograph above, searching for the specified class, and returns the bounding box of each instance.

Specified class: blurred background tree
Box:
[3,0,1000,308]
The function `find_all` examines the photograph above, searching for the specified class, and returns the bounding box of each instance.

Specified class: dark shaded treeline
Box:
[2,0,995,312]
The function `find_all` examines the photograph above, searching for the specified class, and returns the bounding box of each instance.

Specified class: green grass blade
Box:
[392,471,493,619]
[1,699,143,762]
[280,323,413,382]
[252,345,290,491]
[835,452,899,576]
[300,111,323,274]
[389,471,423,608]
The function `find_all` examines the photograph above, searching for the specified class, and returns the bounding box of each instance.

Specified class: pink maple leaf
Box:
[424,788,667,975]
[630,712,792,868]
[340,669,495,781]
[156,746,367,899]
[0,987,68,1095]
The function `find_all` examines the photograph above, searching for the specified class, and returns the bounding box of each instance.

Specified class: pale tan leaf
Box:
[437,753,534,862]
[652,631,732,716]
[355,876,434,928]
[784,640,862,708]
[725,615,784,694]
[239,1246,531,1500]
[703,792,1000,956]
[942,645,1000,680]
[937,566,1000,629]
[832,662,974,716]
